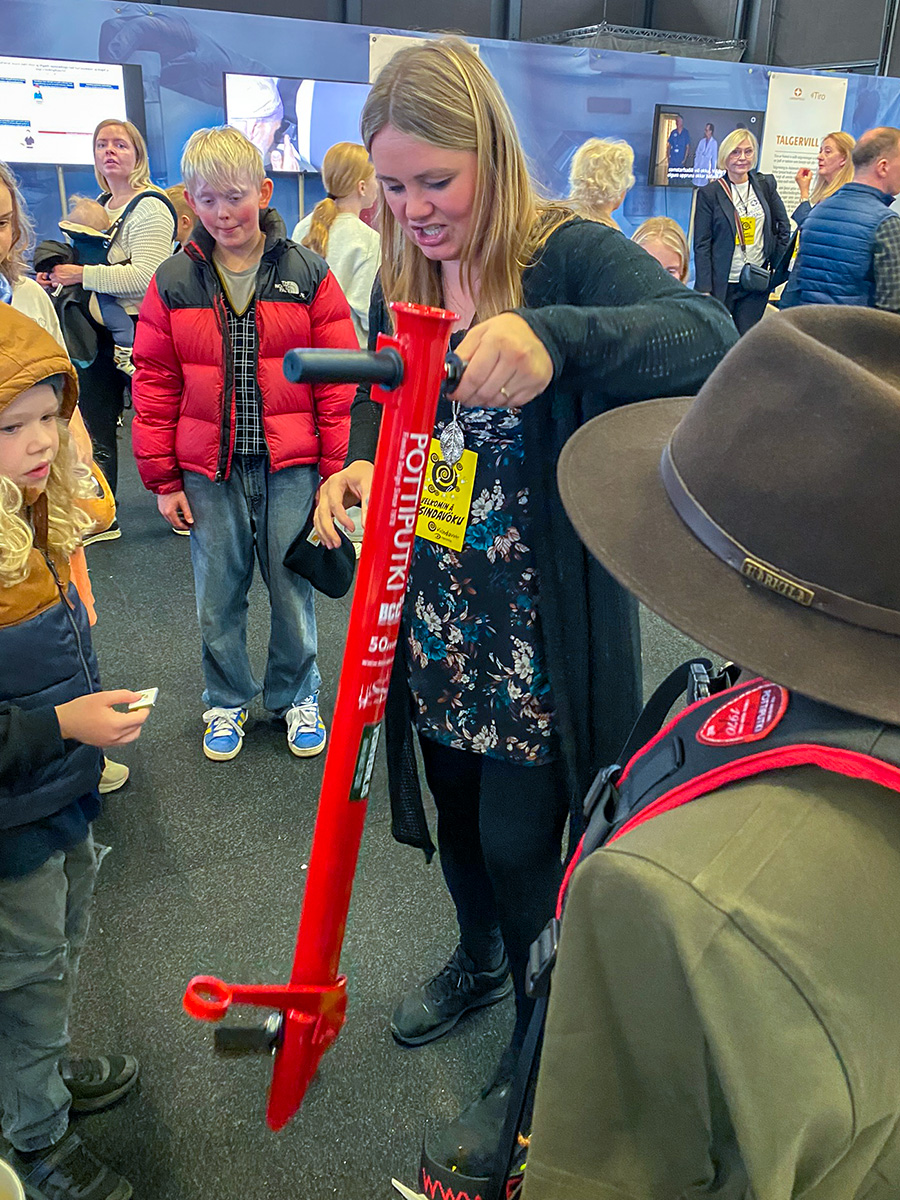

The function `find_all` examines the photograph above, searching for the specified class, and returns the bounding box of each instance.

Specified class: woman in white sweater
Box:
[38,119,174,508]
[292,142,380,347]
[0,161,66,342]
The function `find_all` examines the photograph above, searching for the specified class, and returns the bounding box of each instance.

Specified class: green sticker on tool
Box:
[350,722,382,801]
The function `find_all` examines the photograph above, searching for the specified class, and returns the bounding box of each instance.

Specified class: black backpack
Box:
[488,661,900,1200]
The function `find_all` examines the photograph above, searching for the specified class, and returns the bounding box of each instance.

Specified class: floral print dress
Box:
[405,394,556,764]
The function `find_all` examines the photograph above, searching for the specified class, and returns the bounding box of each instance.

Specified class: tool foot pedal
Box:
[214,1015,282,1055]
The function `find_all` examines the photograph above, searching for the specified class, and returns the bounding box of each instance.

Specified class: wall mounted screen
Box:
[0,54,144,166]
[649,104,766,188]
[224,74,371,175]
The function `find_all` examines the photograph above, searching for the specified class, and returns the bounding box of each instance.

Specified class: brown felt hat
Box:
[558,305,900,726]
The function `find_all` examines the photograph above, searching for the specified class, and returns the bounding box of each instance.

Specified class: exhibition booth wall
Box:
[4,0,900,252]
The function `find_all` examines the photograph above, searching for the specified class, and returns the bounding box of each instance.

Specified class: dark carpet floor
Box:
[8,414,713,1199]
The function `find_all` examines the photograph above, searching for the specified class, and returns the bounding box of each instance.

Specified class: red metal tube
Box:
[184,301,457,1131]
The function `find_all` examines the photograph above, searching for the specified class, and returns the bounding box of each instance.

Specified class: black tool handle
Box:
[283,347,405,389]
[443,351,465,395]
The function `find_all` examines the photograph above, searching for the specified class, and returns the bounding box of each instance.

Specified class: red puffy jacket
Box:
[132,209,357,494]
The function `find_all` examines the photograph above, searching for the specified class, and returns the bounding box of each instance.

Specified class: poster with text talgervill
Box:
[760,72,848,219]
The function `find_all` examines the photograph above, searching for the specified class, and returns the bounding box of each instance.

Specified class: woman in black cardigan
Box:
[693,128,791,334]
[315,35,737,1176]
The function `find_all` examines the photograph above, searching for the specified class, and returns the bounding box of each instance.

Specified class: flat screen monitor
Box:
[0,54,145,167]
[224,74,371,174]
[649,104,766,188]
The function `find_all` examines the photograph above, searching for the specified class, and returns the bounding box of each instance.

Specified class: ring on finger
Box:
[499,385,511,401]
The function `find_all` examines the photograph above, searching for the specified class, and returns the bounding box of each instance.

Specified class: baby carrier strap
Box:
[101,189,178,252]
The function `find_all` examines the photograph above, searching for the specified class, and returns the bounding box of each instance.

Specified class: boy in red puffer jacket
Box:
[133,126,356,761]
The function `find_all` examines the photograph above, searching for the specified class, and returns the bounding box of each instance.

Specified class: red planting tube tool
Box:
[183,301,459,1131]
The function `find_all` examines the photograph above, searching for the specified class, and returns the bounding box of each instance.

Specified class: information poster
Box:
[0,55,128,166]
[759,72,848,219]
[368,33,478,83]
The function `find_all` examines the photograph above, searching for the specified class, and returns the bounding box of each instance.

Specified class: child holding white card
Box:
[0,305,149,1200]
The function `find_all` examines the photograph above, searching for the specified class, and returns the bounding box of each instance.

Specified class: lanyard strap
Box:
[719,177,751,248]
[724,176,748,244]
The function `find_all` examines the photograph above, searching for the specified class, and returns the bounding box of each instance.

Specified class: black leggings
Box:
[76,325,127,496]
[418,736,568,1052]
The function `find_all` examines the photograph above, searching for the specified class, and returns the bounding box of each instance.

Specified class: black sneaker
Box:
[391,945,512,1046]
[11,1132,132,1200]
[422,1053,519,1181]
[61,1056,139,1114]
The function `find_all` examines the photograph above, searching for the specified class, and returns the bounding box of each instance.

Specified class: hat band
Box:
[660,443,900,638]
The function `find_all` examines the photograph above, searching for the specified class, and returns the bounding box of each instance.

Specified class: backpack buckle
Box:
[583,762,620,822]
[688,660,712,704]
[526,918,560,998]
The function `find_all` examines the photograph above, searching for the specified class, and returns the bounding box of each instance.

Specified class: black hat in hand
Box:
[283,511,356,599]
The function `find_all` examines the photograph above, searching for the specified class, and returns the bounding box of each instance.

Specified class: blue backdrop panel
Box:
[3,0,900,249]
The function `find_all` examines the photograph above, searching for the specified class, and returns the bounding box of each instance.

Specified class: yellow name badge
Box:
[415,439,478,552]
[736,215,757,244]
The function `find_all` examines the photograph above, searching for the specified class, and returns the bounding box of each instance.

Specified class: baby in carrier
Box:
[59,197,135,376]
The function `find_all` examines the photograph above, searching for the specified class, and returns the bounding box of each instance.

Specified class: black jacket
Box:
[693,172,791,300]
[347,218,738,856]
[0,583,102,831]
[33,240,100,369]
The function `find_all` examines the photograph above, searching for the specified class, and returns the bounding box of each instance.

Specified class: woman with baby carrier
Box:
[37,119,175,515]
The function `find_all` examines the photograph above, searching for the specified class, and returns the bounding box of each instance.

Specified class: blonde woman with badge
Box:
[693,127,791,334]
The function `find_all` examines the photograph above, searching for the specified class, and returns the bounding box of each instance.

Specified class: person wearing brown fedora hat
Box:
[520,305,900,1199]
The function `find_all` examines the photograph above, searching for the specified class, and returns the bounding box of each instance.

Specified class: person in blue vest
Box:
[782,126,900,310]
[522,303,900,1199]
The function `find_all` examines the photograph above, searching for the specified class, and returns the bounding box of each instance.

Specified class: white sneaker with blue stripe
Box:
[202,706,248,761]
[286,695,327,757]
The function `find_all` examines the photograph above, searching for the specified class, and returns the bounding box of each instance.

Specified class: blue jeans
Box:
[184,457,321,715]
[0,835,98,1152]
[96,294,134,347]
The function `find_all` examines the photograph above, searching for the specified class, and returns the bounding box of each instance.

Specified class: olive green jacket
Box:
[523,766,900,1199]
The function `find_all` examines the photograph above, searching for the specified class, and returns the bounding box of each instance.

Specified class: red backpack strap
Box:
[609,742,900,846]
[559,680,900,915]
[555,667,751,921]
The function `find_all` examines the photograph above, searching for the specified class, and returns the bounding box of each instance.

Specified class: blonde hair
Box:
[811,131,855,205]
[632,217,690,282]
[164,183,194,225]
[718,128,759,171]
[302,143,374,258]
[93,119,156,193]
[66,194,109,230]
[0,416,93,587]
[361,37,573,320]
[181,126,266,195]
[568,138,635,220]
[0,160,33,285]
